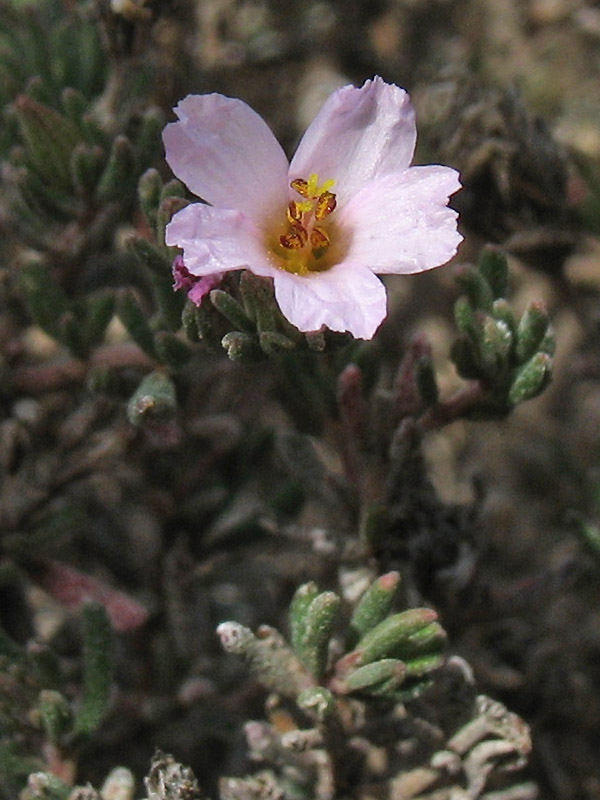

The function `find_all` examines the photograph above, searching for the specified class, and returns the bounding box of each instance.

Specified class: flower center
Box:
[267,173,343,276]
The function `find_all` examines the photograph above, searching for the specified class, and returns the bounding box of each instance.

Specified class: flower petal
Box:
[272,263,387,340]
[289,77,416,207]
[166,203,278,278]
[339,165,462,274]
[163,94,289,221]
[187,273,223,306]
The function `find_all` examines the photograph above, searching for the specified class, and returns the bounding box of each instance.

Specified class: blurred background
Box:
[2,2,600,799]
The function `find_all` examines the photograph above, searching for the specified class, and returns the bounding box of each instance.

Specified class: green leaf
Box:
[348,572,400,647]
[508,352,552,405]
[259,331,296,355]
[18,261,69,340]
[456,265,494,312]
[295,591,341,679]
[342,658,406,695]
[38,690,73,745]
[239,271,279,333]
[127,370,177,426]
[15,94,81,191]
[154,331,191,369]
[74,603,113,737]
[117,290,156,358]
[454,296,477,338]
[403,653,445,678]
[479,317,512,373]
[351,608,439,666]
[127,235,171,276]
[290,582,320,656]
[450,337,482,380]
[210,289,255,333]
[515,301,550,364]
[70,142,104,198]
[297,686,336,721]
[84,290,115,348]
[138,168,163,228]
[477,246,509,299]
[95,135,135,204]
[221,331,261,362]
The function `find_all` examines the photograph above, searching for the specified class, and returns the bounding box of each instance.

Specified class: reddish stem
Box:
[12,343,155,394]
[419,381,488,431]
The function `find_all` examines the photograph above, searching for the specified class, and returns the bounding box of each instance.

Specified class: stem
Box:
[419,381,487,431]
[12,343,155,394]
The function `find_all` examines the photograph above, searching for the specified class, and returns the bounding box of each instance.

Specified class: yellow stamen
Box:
[307,173,319,197]
[268,173,343,275]
[316,178,335,194]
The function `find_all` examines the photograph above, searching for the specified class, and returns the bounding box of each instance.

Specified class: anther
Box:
[314,191,337,220]
[290,178,310,198]
[310,226,330,250]
[286,201,303,224]
[280,224,308,249]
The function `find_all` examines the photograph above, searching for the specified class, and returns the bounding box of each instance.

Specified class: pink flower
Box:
[172,254,223,306]
[163,77,462,340]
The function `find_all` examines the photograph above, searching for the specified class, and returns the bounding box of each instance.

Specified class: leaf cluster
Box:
[451,247,554,417]
[0,604,113,797]
[218,572,446,706]
[0,0,106,157]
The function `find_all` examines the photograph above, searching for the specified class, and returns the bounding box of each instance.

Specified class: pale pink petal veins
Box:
[272,263,387,340]
[163,94,289,221]
[339,165,462,274]
[289,77,416,207]
[166,203,279,279]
